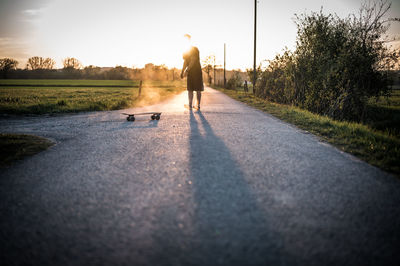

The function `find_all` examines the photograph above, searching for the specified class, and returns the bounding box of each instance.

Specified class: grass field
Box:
[216,87,400,176]
[0,133,54,167]
[0,79,138,87]
[0,80,186,114]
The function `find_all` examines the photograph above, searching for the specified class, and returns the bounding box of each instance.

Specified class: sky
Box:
[0,0,399,70]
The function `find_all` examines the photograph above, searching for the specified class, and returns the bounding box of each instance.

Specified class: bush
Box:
[257,1,399,121]
[226,71,243,90]
[257,49,295,104]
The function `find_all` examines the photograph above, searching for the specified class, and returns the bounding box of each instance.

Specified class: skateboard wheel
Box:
[127,116,135,121]
[151,115,155,120]
[156,115,160,120]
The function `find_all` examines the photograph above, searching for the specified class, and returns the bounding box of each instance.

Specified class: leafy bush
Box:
[256,1,399,121]
[257,49,295,104]
[226,71,243,90]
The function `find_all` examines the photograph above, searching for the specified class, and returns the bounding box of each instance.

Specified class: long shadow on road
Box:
[181,110,286,265]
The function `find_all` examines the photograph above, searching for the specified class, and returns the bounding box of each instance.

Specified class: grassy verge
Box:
[0,80,186,114]
[215,87,400,176]
[0,133,54,167]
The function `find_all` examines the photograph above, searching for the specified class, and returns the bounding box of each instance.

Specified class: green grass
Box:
[391,85,400,90]
[369,89,400,108]
[0,133,54,167]
[0,79,138,87]
[0,80,186,114]
[216,87,400,176]
[365,89,400,136]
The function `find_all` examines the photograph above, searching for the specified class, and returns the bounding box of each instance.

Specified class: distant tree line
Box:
[251,0,399,121]
[0,57,180,81]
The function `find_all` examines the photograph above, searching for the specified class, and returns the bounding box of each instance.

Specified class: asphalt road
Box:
[1,87,400,266]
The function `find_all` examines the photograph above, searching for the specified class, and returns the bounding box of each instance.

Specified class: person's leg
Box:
[188,91,193,108]
[196,91,201,108]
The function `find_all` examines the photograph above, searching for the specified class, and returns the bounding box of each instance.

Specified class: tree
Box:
[0,58,18,78]
[293,0,398,120]
[257,0,399,121]
[155,64,168,80]
[257,50,295,103]
[63,57,82,70]
[105,66,131,80]
[27,56,55,70]
[202,54,215,85]
[83,65,103,79]
[226,70,243,90]
[246,65,262,92]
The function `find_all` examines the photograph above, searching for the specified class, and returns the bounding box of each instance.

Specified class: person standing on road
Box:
[181,34,204,109]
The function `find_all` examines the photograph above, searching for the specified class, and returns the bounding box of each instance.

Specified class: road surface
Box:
[1,87,400,266]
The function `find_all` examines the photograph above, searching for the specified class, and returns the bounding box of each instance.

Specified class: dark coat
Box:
[183,46,204,91]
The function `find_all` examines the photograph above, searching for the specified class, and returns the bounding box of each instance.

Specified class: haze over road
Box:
[1,87,399,265]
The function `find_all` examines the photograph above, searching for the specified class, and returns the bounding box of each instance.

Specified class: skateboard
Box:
[122,112,161,122]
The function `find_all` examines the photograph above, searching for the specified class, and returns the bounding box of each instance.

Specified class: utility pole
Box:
[213,56,216,86]
[253,0,257,94]
[224,43,226,88]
